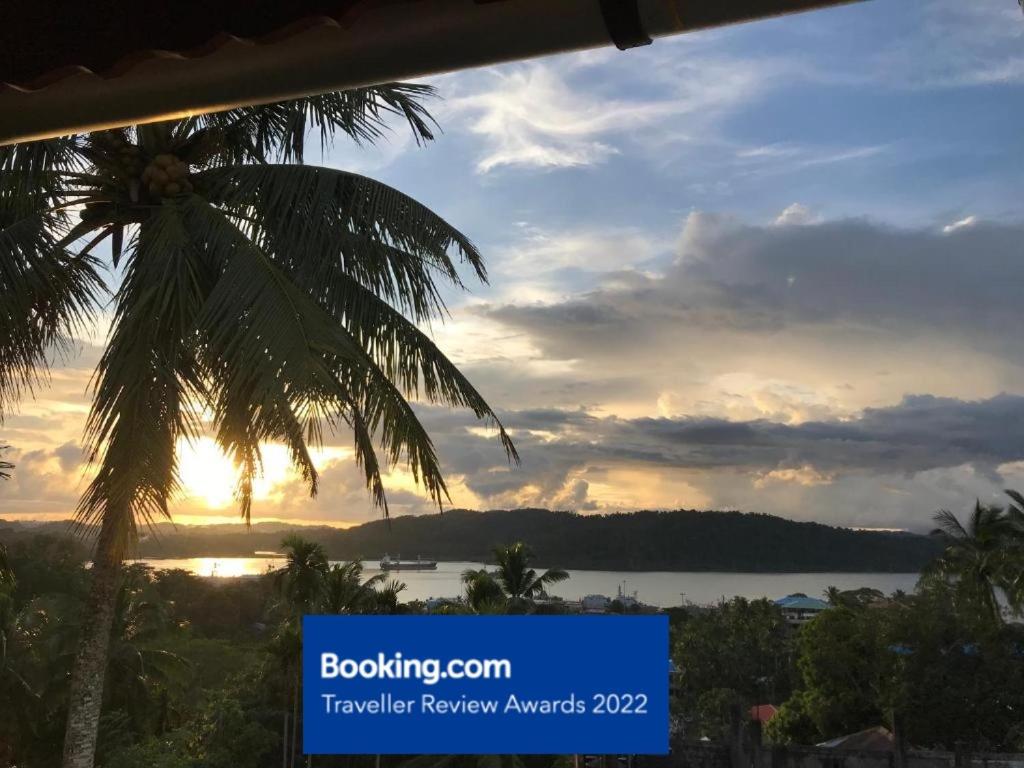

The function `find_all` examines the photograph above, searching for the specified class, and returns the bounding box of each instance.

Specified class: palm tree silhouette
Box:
[0,445,12,480]
[0,86,517,768]
[493,542,569,608]
[461,542,569,614]
[275,535,330,617]
[461,567,507,613]
[930,500,1015,624]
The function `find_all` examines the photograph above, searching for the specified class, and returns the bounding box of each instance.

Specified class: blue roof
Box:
[775,594,830,611]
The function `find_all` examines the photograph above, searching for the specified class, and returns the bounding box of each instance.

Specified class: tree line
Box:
[671,491,1024,752]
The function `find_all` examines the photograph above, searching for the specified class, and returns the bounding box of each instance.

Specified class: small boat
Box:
[380,553,437,571]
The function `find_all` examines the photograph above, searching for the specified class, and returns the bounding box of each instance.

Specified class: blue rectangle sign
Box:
[303,615,669,755]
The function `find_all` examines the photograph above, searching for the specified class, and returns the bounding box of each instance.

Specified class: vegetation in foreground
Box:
[0,491,1022,764]
[0,536,573,767]
[0,82,517,768]
[672,492,1024,752]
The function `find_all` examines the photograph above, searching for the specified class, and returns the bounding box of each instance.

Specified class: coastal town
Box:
[3,0,1024,765]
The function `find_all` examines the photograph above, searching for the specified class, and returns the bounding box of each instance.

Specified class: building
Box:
[582,594,612,613]
[775,593,830,626]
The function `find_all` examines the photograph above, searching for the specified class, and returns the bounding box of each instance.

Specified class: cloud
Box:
[438,41,784,173]
[0,442,91,516]
[53,441,85,473]
[468,394,1024,481]
[774,203,820,227]
[943,215,977,234]
[479,213,1024,419]
[443,64,627,172]
[359,392,1024,530]
[868,0,1024,89]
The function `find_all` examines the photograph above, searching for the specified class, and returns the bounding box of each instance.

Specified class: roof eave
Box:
[0,0,864,146]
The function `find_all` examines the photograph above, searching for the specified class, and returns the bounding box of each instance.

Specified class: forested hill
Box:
[314,509,940,572]
[1,508,940,573]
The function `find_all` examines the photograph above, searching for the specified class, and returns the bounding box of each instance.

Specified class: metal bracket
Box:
[599,0,653,50]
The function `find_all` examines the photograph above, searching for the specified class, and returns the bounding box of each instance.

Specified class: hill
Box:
[1,509,940,573]
[315,508,940,572]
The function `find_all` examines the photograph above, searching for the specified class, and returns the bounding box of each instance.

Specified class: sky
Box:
[3,0,1024,532]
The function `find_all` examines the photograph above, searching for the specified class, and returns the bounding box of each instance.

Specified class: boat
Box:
[379,554,437,571]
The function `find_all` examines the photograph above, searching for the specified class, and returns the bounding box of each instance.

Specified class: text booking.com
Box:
[321,652,512,686]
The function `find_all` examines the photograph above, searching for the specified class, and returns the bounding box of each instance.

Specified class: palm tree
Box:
[465,543,569,613]
[0,545,12,588]
[461,567,506,613]
[494,542,569,606]
[371,577,408,614]
[275,536,330,617]
[274,535,329,768]
[0,444,12,479]
[0,85,517,768]
[319,560,384,615]
[1000,490,1024,613]
[929,500,1015,624]
[96,566,188,737]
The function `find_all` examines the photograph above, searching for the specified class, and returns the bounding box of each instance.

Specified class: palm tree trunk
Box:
[61,513,122,768]
[282,710,289,768]
[290,667,300,768]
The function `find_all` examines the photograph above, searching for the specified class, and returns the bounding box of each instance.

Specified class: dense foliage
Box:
[767,580,1024,750]
[671,597,795,741]
[667,495,1024,751]
[0,536,573,767]
[0,534,278,767]
[2,497,1023,762]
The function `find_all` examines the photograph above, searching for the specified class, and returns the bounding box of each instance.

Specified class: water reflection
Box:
[131,557,921,608]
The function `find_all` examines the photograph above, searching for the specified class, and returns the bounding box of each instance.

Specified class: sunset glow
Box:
[3,0,1023,531]
[175,437,355,510]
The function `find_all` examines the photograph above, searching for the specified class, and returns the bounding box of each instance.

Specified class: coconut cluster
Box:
[79,202,110,223]
[94,132,144,178]
[142,154,193,198]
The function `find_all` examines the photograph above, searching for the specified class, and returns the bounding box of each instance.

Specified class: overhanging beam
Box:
[0,0,864,146]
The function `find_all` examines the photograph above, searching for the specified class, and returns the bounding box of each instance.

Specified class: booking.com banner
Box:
[303,615,669,755]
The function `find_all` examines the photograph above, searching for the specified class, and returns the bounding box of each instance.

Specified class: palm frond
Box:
[75,201,208,554]
[198,163,486,307]
[0,137,86,189]
[1005,490,1024,529]
[199,84,439,164]
[931,510,969,541]
[197,163,517,463]
[0,179,103,417]
[0,444,12,480]
[184,196,451,517]
[540,568,570,586]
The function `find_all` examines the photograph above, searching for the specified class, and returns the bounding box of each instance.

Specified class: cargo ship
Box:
[379,554,437,571]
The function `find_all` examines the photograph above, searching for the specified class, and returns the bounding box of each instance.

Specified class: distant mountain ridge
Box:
[0,508,941,573]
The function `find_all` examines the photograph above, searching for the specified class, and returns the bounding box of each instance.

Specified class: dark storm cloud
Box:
[422,393,1024,504]
[586,394,1024,475]
[483,215,1024,360]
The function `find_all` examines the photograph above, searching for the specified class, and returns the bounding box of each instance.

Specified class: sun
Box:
[175,436,353,510]
[176,437,240,508]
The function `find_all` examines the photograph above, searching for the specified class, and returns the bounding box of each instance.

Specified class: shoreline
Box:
[130,555,922,576]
